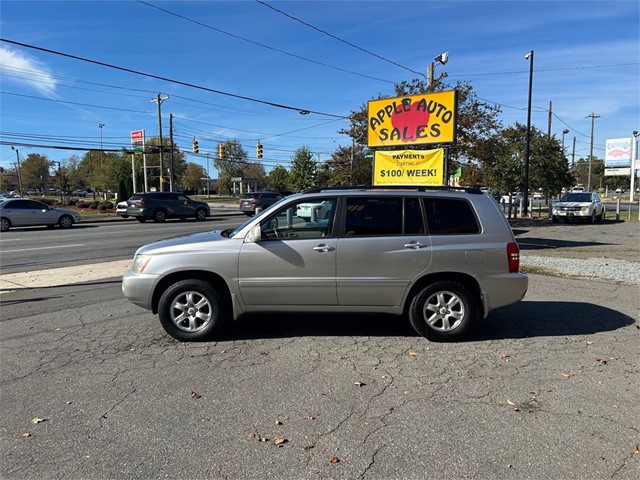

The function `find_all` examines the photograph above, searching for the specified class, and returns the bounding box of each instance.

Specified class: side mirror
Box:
[245,224,262,243]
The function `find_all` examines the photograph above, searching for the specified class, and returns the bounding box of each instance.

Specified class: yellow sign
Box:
[367,90,457,147]
[373,149,444,186]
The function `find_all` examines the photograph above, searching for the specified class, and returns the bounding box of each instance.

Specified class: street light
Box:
[427,51,448,92]
[561,129,570,156]
[631,130,639,202]
[586,113,600,191]
[523,50,534,216]
[98,123,105,165]
[10,146,24,197]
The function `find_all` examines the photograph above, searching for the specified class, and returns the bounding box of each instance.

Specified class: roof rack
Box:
[304,185,482,194]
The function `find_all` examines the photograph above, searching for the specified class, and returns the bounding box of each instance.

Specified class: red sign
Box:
[131,130,143,141]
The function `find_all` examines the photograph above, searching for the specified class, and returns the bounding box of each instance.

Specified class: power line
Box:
[254,0,423,77]
[136,0,395,85]
[0,37,348,119]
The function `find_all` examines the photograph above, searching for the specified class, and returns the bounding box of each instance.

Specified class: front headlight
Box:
[132,254,152,274]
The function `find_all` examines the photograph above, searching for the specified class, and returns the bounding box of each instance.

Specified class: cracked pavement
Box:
[1,223,639,479]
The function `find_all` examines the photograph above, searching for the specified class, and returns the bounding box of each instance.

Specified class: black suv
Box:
[239,191,284,216]
[126,192,210,223]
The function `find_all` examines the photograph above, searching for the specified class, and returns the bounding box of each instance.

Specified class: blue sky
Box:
[1,0,638,180]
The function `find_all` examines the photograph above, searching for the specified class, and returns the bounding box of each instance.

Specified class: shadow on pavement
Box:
[220,300,634,341]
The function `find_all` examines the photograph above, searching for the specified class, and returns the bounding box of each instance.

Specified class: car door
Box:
[336,196,432,307]
[238,197,338,306]
[175,194,195,217]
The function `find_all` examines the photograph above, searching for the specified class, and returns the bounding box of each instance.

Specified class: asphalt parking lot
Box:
[0,219,638,480]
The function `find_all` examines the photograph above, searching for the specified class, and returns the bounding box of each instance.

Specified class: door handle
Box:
[403,241,426,249]
[313,244,335,253]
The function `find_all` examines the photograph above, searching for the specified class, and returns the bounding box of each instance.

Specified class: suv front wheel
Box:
[158,280,226,341]
[408,281,476,341]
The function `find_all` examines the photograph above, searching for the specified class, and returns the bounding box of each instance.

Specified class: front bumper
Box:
[122,269,159,311]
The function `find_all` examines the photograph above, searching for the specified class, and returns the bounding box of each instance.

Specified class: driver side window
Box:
[261,198,337,240]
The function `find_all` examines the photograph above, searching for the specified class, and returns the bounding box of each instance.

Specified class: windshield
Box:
[560,193,591,202]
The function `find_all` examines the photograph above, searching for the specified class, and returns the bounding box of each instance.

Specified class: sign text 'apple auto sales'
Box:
[367,91,457,148]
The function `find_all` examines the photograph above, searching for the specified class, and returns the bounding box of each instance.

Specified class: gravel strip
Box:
[521,255,640,286]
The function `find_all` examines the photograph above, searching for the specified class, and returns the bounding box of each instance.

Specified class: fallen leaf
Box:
[354,381,366,387]
[248,433,256,440]
[506,400,521,412]
[22,432,31,437]
[596,358,608,365]
[586,341,593,345]
[633,445,640,455]
[31,418,46,424]
[408,351,418,356]
[562,372,573,378]
[500,353,511,361]
[274,437,287,446]
[190,391,202,399]
[275,419,283,425]
[304,415,315,421]
[329,456,340,464]
[260,437,269,443]
[201,417,211,422]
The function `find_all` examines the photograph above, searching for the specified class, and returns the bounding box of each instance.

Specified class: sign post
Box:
[131,130,147,192]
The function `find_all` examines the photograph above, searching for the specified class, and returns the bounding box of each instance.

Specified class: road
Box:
[0,212,245,275]
[0,215,638,479]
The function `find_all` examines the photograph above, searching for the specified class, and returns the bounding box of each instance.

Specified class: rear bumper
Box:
[481,273,528,317]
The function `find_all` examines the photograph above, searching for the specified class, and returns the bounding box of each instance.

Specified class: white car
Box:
[552,192,605,224]
[116,201,128,218]
[296,201,332,221]
[500,192,524,206]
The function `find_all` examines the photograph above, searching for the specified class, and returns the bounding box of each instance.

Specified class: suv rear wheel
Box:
[408,281,476,341]
[158,280,226,341]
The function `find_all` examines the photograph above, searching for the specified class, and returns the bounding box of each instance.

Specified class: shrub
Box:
[89,201,99,209]
[76,201,91,208]
[67,198,77,206]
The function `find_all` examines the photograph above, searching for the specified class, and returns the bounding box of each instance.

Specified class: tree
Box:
[476,123,573,196]
[242,161,267,188]
[20,153,52,190]
[214,140,246,195]
[288,146,317,192]
[182,163,206,192]
[266,165,290,192]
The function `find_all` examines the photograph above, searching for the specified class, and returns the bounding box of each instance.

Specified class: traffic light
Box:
[192,138,199,154]
[256,141,263,159]
[218,143,225,159]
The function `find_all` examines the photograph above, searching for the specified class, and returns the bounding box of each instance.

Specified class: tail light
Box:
[507,242,520,273]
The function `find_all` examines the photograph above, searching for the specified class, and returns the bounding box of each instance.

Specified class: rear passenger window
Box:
[344,197,424,236]
[424,199,480,235]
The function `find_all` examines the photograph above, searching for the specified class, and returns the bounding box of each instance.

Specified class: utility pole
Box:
[10,146,23,196]
[572,137,576,167]
[586,113,600,191]
[169,113,175,192]
[151,94,169,191]
[547,101,552,139]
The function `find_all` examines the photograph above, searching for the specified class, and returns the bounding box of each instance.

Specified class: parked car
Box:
[125,192,210,223]
[296,200,333,220]
[0,198,81,232]
[500,192,524,206]
[116,201,128,218]
[552,192,605,224]
[238,191,284,216]
[72,189,89,197]
[122,186,528,342]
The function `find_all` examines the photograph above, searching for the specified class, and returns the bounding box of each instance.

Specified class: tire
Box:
[195,208,207,221]
[408,281,477,341]
[597,210,604,223]
[158,279,227,341]
[136,217,146,223]
[58,215,74,229]
[153,209,166,223]
[0,217,10,232]
[590,211,597,224]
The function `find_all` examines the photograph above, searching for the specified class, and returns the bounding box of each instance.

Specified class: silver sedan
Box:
[0,198,81,232]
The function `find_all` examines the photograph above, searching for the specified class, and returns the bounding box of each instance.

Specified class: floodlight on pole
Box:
[561,129,570,156]
[523,50,534,216]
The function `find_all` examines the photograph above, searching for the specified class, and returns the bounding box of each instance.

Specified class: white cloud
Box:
[0,46,57,96]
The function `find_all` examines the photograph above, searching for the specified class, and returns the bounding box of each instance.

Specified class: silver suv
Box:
[122,187,527,341]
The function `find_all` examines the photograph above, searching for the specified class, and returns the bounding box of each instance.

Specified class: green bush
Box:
[89,201,99,209]
[100,201,114,209]
[67,198,77,206]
